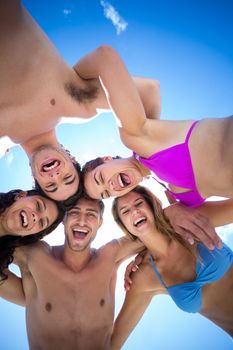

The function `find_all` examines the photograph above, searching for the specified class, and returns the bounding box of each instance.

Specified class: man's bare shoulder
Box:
[14,241,51,265]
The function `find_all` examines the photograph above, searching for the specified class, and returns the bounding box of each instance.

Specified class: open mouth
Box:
[41,159,61,172]
[72,228,89,240]
[134,217,147,228]
[20,210,29,228]
[118,173,132,188]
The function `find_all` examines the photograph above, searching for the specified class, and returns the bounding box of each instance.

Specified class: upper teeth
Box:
[73,229,88,234]
[134,217,146,226]
[118,174,124,188]
[20,211,28,227]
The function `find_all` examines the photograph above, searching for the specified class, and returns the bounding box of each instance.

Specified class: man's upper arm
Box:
[114,236,145,264]
[0,269,25,306]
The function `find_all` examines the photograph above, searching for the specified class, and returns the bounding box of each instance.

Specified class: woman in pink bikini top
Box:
[78,46,233,207]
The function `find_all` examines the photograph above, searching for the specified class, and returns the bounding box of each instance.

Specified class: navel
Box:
[100,298,105,307]
[50,98,56,106]
[45,302,52,312]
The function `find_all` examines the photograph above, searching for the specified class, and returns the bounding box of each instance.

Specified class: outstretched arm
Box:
[111,258,157,350]
[0,268,25,306]
[74,45,149,135]
[198,198,233,228]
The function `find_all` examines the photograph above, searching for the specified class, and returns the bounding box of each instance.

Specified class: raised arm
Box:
[114,236,145,265]
[74,45,149,135]
[0,268,25,306]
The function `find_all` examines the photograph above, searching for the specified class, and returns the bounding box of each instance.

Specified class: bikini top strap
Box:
[150,255,167,288]
[185,121,199,144]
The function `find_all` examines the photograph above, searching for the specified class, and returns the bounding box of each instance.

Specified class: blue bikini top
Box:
[150,242,233,313]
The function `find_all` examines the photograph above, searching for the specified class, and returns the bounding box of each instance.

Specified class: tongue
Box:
[120,173,131,187]
[73,231,87,239]
[43,160,59,172]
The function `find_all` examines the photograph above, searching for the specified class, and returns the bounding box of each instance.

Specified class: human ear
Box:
[102,156,113,162]
[14,191,28,201]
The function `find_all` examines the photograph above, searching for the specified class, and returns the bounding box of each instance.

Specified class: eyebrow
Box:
[41,199,46,211]
[119,197,143,211]
[94,172,99,185]
[70,206,99,214]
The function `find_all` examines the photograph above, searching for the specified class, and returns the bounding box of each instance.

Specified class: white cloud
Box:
[63,8,71,17]
[100,1,128,35]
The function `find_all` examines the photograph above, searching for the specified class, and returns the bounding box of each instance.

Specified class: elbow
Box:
[96,45,120,62]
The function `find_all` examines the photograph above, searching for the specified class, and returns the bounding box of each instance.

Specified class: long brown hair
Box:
[112,186,197,259]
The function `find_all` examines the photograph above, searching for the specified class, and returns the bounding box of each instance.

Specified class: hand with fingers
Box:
[164,203,222,250]
[124,250,146,291]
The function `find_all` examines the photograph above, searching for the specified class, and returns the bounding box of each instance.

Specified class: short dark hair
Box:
[0,189,65,281]
[82,156,121,177]
[66,192,105,220]
[34,162,83,210]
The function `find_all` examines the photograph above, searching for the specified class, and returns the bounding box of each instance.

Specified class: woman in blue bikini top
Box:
[111,186,233,349]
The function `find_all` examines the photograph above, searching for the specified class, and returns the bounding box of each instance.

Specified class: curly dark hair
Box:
[34,162,83,210]
[0,189,65,281]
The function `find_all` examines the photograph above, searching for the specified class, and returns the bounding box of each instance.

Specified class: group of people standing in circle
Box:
[0,1,232,349]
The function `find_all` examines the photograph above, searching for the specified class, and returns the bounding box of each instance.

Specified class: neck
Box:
[138,227,170,260]
[62,243,94,272]
[130,157,151,177]
[21,130,59,158]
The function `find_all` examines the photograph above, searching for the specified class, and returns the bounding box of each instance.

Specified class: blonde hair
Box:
[112,186,198,259]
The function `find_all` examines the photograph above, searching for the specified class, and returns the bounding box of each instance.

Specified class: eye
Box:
[68,209,79,216]
[87,212,95,218]
[45,183,56,190]
[39,218,44,229]
[135,200,143,207]
[121,209,129,215]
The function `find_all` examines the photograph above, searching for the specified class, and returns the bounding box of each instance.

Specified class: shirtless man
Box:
[0,2,219,239]
[0,1,159,200]
[0,195,144,349]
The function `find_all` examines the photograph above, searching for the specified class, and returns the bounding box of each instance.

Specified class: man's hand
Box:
[124,251,146,291]
[164,203,222,250]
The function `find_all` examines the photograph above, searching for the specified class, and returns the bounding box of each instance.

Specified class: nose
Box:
[77,213,86,226]
[132,207,140,215]
[32,212,39,225]
[49,170,60,177]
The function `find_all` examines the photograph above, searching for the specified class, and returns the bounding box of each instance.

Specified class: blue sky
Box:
[1,0,233,349]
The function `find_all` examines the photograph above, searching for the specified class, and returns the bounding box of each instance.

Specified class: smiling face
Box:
[84,157,143,199]
[0,194,58,236]
[30,145,80,201]
[116,191,155,238]
[64,198,103,251]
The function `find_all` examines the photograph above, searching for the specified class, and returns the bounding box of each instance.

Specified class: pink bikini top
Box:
[133,121,205,207]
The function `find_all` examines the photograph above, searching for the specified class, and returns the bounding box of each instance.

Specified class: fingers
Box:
[194,214,222,249]
[124,261,140,291]
[176,216,222,250]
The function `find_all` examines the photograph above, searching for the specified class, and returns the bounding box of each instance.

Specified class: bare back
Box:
[0,1,107,143]
[17,241,119,350]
